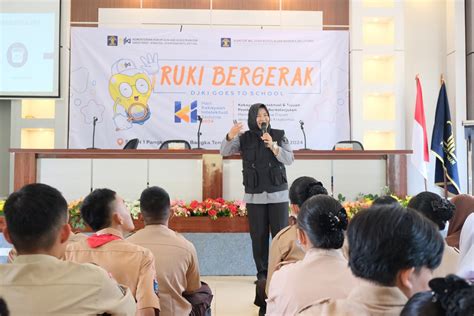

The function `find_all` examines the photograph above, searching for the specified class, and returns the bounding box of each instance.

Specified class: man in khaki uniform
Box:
[127,186,208,316]
[1,183,136,315]
[298,205,445,316]
[66,188,160,316]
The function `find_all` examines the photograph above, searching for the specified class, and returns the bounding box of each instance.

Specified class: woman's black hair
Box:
[289,176,328,207]
[407,191,455,230]
[297,195,347,249]
[401,274,474,316]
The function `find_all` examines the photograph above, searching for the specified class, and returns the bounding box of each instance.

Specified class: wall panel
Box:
[71,0,349,27]
[143,0,210,9]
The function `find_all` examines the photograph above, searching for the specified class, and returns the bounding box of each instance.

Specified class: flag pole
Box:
[440,73,448,198]
[424,179,427,191]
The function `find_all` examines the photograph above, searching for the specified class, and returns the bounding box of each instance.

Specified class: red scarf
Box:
[87,234,121,248]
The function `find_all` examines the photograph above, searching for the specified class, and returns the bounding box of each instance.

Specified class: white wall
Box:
[404,0,467,196]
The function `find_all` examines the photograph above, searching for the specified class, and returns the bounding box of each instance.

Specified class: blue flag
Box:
[430,83,461,194]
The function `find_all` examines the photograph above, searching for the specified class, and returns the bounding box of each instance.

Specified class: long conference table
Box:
[10,149,411,199]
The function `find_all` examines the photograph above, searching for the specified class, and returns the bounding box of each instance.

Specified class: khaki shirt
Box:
[0,254,136,315]
[66,228,160,311]
[298,281,407,316]
[433,242,459,278]
[127,224,201,316]
[266,224,305,294]
[266,248,358,316]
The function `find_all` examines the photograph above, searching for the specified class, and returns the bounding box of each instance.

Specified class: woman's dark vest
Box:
[239,129,288,194]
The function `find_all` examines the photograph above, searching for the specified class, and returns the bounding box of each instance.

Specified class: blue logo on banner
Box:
[221,38,231,47]
[175,100,198,123]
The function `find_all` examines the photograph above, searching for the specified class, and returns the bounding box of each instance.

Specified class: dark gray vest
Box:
[239,129,288,194]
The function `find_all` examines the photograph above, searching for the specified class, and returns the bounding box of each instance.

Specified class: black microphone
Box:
[299,120,310,150]
[261,122,268,134]
[194,115,204,150]
[87,116,99,149]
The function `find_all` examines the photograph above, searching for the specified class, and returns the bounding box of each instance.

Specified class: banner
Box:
[69,28,349,149]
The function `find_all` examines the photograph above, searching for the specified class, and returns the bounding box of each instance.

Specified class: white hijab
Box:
[458,213,474,281]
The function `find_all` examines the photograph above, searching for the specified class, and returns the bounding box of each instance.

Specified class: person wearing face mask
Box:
[220,103,294,286]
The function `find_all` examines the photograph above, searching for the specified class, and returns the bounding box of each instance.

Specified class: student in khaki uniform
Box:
[266,195,357,315]
[127,186,210,316]
[407,191,459,277]
[0,183,136,315]
[298,204,445,316]
[65,188,160,316]
[266,177,328,294]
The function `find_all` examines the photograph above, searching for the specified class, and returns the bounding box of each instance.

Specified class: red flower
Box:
[204,202,213,209]
[208,209,217,217]
[215,197,225,204]
[229,204,238,215]
[190,200,200,209]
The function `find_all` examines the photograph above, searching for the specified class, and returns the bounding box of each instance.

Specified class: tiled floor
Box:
[202,276,259,316]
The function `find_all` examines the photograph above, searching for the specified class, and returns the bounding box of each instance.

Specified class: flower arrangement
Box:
[66,197,247,230]
[171,198,247,220]
[339,193,412,219]
[125,199,141,220]
[68,198,85,230]
[0,200,5,215]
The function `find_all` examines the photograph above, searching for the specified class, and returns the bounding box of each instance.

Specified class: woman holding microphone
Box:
[220,103,294,283]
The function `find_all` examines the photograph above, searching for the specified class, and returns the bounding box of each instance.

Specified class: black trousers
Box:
[247,202,289,279]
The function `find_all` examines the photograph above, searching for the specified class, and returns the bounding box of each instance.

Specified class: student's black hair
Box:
[289,176,328,207]
[297,195,348,249]
[348,204,444,286]
[372,195,399,206]
[140,186,171,224]
[407,191,455,230]
[0,298,9,316]
[4,183,68,252]
[80,188,117,231]
[401,274,474,316]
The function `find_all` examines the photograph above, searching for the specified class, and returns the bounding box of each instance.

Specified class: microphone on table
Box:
[299,120,310,150]
[194,115,203,150]
[87,116,99,149]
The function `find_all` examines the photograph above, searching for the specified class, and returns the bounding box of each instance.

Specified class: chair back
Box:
[333,140,364,150]
[123,138,139,149]
[159,140,191,150]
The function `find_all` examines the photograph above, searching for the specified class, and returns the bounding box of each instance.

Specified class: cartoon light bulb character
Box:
[109,59,154,131]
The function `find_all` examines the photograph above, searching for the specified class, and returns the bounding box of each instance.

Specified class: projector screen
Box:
[0,0,60,98]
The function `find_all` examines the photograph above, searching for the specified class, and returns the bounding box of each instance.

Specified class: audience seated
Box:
[407,191,459,277]
[458,213,474,281]
[65,188,160,315]
[0,184,136,315]
[266,177,328,294]
[447,194,474,249]
[298,204,444,316]
[266,195,357,315]
[127,186,212,316]
[400,274,474,316]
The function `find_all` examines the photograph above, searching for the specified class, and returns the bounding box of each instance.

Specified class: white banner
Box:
[69,28,349,149]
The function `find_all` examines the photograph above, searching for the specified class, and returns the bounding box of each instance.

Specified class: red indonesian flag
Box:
[411,77,429,179]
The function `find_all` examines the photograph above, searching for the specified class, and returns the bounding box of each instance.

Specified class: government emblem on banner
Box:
[107,35,118,46]
[221,38,231,47]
